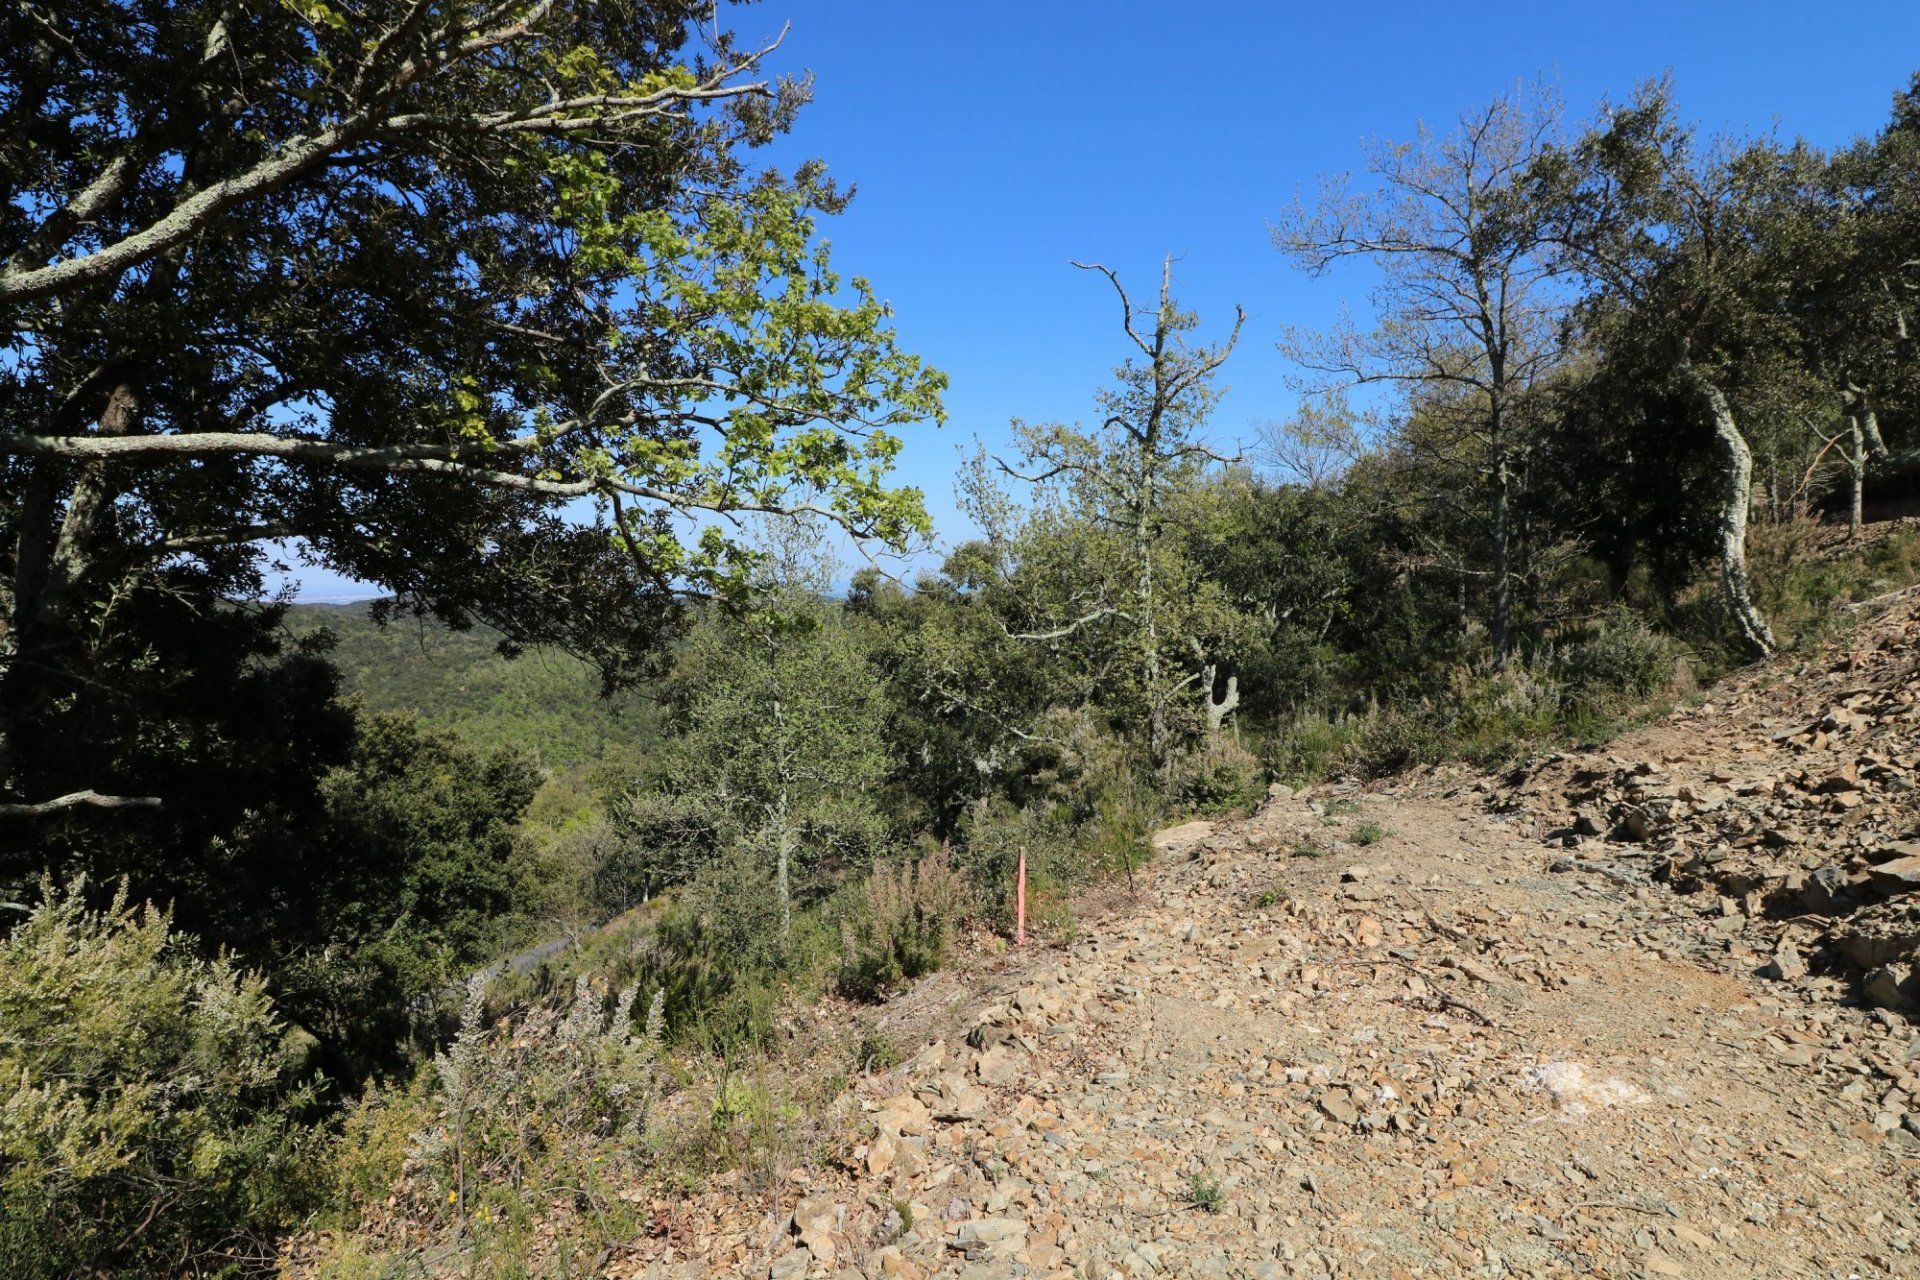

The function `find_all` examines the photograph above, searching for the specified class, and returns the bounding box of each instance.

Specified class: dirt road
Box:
[618,771,1916,1279]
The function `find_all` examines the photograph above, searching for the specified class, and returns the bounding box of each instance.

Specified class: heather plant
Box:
[837,850,969,1000]
[0,880,320,1278]
[316,978,668,1278]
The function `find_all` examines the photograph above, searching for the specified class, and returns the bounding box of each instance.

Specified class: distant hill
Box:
[285,602,660,769]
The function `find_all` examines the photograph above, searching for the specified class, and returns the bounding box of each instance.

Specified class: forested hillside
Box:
[286,602,661,768]
[1,3,1916,1277]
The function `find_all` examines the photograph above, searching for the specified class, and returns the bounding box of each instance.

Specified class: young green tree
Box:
[622,524,893,930]
[0,1,943,816]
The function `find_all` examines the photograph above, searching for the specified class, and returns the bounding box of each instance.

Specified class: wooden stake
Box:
[1015,844,1027,946]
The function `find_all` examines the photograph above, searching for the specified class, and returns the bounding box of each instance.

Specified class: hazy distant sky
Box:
[286,1,1920,600]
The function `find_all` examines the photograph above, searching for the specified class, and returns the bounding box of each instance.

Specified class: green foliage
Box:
[1184,1172,1226,1213]
[1745,521,1920,656]
[0,3,949,794]
[0,882,320,1278]
[837,851,968,1001]
[628,853,838,1055]
[1250,882,1289,909]
[0,603,359,954]
[287,603,662,770]
[623,590,895,907]
[280,711,542,1082]
[1167,734,1269,814]
[952,264,1259,780]
[11,47,1920,1280]
[1551,616,1683,706]
[855,1030,902,1074]
[1258,714,1368,786]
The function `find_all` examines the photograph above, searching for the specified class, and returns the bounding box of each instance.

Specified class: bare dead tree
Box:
[987,257,1245,775]
[1275,81,1570,665]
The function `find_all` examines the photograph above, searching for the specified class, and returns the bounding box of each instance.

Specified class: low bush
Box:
[1552,616,1683,706]
[837,850,968,1000]
[1166,733,1268,813]
[960,800,1089,934]
[1258,712,1369,785]
[313,978,666,1279]
[638,852,837,1054]
[0,881,322,1279]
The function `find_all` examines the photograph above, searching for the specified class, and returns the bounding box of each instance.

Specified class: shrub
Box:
[314,978,666,1278]
[1166,733,1267,813]
[855,1029,901,1073]
[0,881,321,1278]
[1348,704,1449,774]
[958,801,1084,934]
[640,852,835,1054]
[1257,712,1369,785]
[1185,1172,1225,1213]
[837,850,968,1000]
[1350,820,1389,847]
[1553,616,1681,705]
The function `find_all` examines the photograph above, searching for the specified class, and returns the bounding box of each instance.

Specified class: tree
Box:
[287,711,541,1077]
[1532,82,1790,656]
[981,259,1249,777]
[0,0,944,813]
[1764,82,1920,532]
[1195,468,1357,717]
[621,525,894,930]
[1275,84,1569,663]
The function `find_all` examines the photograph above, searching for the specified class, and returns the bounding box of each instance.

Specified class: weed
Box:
[855,1030,901,1074]
[1350,821,1389,847]
[1184,1172,1225,1213]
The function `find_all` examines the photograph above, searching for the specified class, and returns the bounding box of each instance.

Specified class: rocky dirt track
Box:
[619,597,1920,1280]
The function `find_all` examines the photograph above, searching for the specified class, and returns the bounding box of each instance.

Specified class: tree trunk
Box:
[33,381,139,638]
[1,382,138,792]
[1847,413,1867,538]
[1862,403,1889,461]
[1203,663,1239,733]
[773,793,794,936]
[1844,386,1890,460]
[1490,457,1513,667]
[1139,483,1169,781]
[1688,367,1776,658]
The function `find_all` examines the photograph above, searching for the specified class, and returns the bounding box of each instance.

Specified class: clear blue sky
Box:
[288,0,1920,600]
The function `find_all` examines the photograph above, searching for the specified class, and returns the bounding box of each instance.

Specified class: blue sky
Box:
[287,1,1920,599]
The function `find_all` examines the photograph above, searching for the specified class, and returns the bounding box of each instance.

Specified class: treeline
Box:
[0,0,1915,1272]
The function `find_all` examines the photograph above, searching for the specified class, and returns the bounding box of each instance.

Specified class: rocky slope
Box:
[1489,584,1920,1020]
[604,595,1920,1280]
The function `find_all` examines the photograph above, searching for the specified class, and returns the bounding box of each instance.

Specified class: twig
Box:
[1560,1199,1671,1218]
